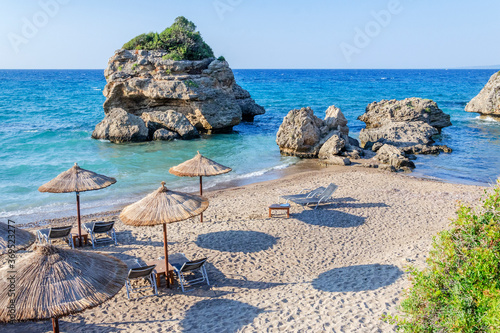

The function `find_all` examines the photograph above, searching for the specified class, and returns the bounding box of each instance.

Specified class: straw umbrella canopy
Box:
[119,181,208,287]
[169,151,231,222]
[38,163,116,244]
[0,221,36,256]
[0,244,127,333]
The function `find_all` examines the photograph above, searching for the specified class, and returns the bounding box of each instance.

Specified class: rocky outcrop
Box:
[276,106,354,158]
[375,144,415,170]
[92,108,148,143]
[465,71,500,116]
[93,49,265,142]
[233,83,266,121]
[360,121,439,147]
[153,128,180,141]
[141,110,199,140]
[358,98,452,151]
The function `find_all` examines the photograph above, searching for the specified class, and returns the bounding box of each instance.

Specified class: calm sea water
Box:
[0,69,498,223]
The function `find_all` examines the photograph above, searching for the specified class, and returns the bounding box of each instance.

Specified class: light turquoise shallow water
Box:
[0,69,499,223]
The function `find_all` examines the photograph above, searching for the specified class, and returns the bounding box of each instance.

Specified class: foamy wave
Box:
[475,115,499,122]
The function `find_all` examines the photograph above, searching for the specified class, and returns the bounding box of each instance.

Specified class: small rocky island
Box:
[276,98,453,172]
[465,71,500,117]
[92,17,265,143]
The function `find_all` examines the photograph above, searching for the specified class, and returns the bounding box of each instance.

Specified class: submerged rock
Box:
[94,50,265,143]
[465,71,500,116]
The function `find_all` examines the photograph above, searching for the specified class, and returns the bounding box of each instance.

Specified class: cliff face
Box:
[465,71,500,116]
[93,49,264,142]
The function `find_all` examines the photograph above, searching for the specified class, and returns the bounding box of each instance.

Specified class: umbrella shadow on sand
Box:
[293,209,367,228]
[179,299,264,333]
[312,264,404,292]
[116,230,169,248]
[0,320,125,333]
[195,230,278,253]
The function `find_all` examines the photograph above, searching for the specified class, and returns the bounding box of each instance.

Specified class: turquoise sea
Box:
[1,69,499,224]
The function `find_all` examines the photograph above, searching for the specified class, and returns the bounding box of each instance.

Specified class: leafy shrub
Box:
[122,16,214,61]
[384,185,500,332]
[118,65,123,71]
[185,80,199,88]
[131,63,138,70]
[217,56,226,61]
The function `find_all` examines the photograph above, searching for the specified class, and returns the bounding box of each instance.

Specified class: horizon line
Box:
[1,67,499,71]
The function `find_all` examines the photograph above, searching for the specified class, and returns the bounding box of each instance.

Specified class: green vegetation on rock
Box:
[122,16,214,60]
[384,184,500,332]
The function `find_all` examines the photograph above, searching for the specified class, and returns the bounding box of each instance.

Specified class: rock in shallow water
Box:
[92,108,148,143]
[153,128,180,141]
[94,50,265,143]
[465,71,500,116]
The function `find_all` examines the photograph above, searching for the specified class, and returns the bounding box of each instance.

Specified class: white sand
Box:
[2,166,485,332]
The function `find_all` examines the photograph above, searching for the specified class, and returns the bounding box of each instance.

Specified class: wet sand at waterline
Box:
[1,165,485,332]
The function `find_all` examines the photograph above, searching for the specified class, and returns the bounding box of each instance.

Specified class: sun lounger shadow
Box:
[312,264,403,292]
[294,210,366,228]
[332,202,390,209]
[180,299,265,333]
[195,230,278,253]
[203,262,284,291]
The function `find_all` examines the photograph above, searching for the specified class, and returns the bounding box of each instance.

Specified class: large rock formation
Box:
[358,98,451,149]
[276,105,356,159]
[465,71,500,116]
[92,49,265,142]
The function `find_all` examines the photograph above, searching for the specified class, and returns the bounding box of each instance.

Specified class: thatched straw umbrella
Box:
[0,221,36,256]
[169,151,231,222]
[38,163,116,245]
[119,181,208,287]
[0,244,127,333]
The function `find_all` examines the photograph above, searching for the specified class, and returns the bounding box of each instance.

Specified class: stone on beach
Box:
[276,105,355,159]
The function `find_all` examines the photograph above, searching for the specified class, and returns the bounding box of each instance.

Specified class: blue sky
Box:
[0,0,498,69]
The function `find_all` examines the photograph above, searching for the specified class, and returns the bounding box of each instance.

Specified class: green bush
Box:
[217,56,226,61]
[384,185,500,332]
[122,16,214,61]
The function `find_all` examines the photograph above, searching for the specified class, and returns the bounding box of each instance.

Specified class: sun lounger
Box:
[37,226,74,248]
[280,186,326,203]
[125,264,158,300]
[169,253,210,292]
[83,221,117,249]
[287,183,338,209]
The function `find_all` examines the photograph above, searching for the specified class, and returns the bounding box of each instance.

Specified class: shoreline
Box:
[20,159,486,230]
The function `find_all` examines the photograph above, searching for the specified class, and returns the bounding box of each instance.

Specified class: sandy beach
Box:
[1,165,485,333]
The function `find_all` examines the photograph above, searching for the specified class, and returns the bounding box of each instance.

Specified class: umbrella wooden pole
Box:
[52,317,60,333]
[199,176,203,223]
[76,192,82,246]
[163,223,170,288]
